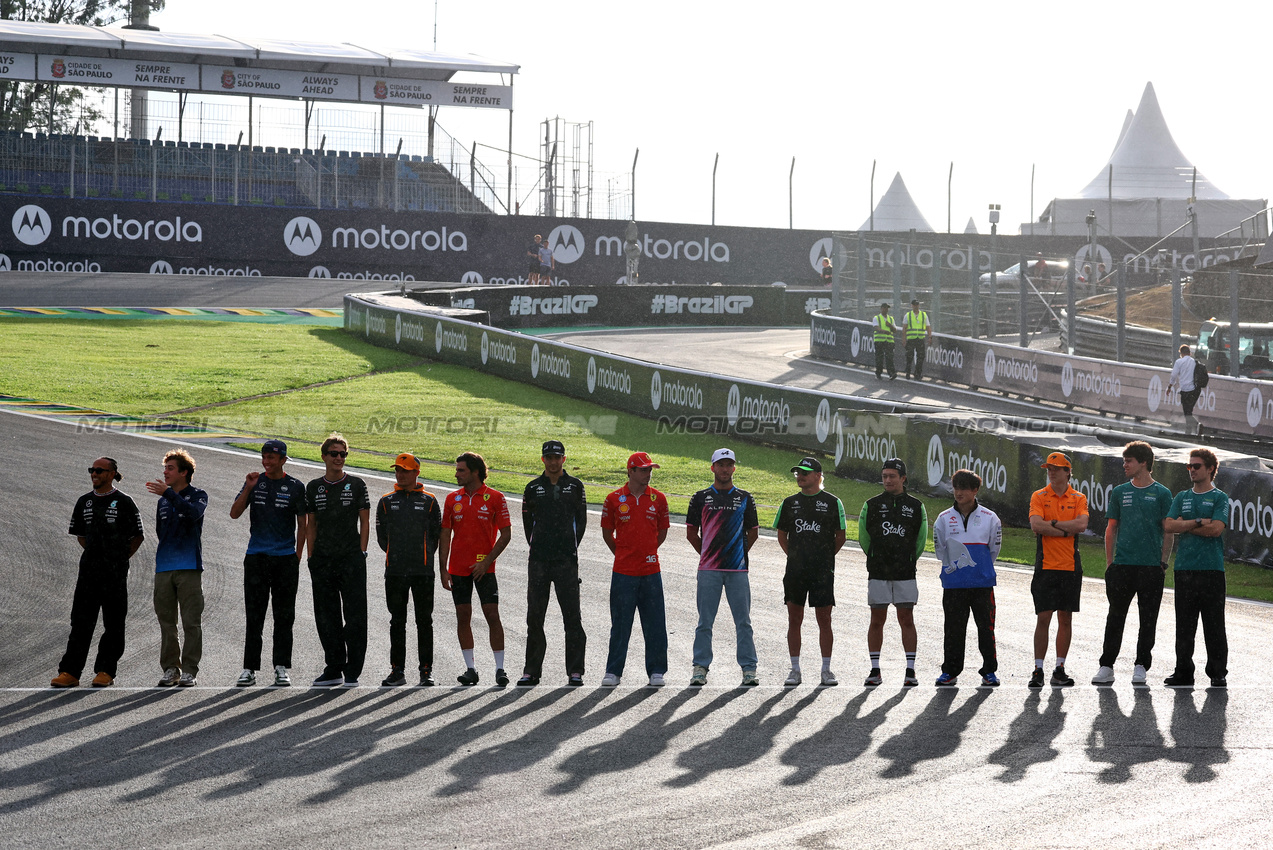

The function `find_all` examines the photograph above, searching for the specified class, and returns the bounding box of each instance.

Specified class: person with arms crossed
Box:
[438,451,512,687]
[901,299,932,381]
[375,453,442,687]
[934,469,1002,687]
[873,302,898,381]
[305,434,371,687]
[774,457,846,687]
[687,448,761,687]
[146,449,208,688]
[51,458,144,688]
[519,440,588,687]
[1091,441,1174,687]
[600,452,671,687]
[1162,448,1229,688]
[229,439,307,688]
[858,458,927,686]
[1027,451,1089,688]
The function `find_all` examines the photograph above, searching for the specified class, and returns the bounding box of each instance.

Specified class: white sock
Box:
[494,650,505,670]
[1056,657,1066,668]
[821,657,832,673]
[905,652,916,671]
[790,656,801,672]
[869,652,880,669]
[1035,658,1045,669]
[462,648,475,669]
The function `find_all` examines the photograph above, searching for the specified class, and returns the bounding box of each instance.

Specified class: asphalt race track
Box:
[2,409,1272,849]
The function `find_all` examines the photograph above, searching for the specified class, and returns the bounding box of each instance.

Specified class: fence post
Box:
[151,146,157,202]
[891,241,902,319]
[1116,261,1127,363]
[233,149,239,205]
[1230,268,1241,376]
[856,233,866,320]
[931,252,941,332]
[968,247,980,339]
[69,144,75,198]
[1066,265,1076,355]
[1171,269,1182,356]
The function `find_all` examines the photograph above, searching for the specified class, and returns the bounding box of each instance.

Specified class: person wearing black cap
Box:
[872,302,898,380]
[774,457,846,687]
[230,439,308,687]
[375,453,442,687]
[519,440,588,686]
[901,299,932,381]
[858,458,927,686]
[51,458,145,689]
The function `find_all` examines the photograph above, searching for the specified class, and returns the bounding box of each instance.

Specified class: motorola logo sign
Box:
[150,260,173,274]
[395,314,402,344]
[547,225,586,264]
[834,413,844,466]
[309,265,331,278]
[1248,386,1264,430]
[1147,374,1163,413]
[727,384,741,426]
[983,350,996,384]
[927,435,945,487]
[1061,361,1074,397]
[851,327,861,357]
[435,321,444,354]
[283,216,323,256]
[809,237,832,272]
[481,331,489,364]
[815,399,831,444]
[461,271,484,285]
[651,370,663,410]
[0,253,10,272]
[587,357,596,392]
[531,343,540,378]
[12,204,52,245]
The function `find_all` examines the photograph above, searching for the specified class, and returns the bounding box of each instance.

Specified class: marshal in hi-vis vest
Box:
[903,310,928,340]
[874,313,894,344]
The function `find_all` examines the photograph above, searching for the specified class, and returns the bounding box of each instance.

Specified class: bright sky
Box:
[151,0,1271,233]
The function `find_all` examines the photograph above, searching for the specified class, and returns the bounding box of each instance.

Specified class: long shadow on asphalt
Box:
[664,687,823,788]
[985,689,1068,783]
[1085,688,1165,783]
[876,687,993,778]
[1168,688,1228,783]
[778,688,910,785]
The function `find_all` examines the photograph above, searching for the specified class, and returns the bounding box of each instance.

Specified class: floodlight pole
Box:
[947,162,952,233]
[631,147,639,219]
[789,156,795,229]
[869,159,876,231]
[712,152,718,226]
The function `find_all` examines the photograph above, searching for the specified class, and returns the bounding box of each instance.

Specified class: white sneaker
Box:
[648,673,665,687]
[820,669,839,687]
[1132,664,1148,686]
[601,672,620,687]
[235,669,256,687]
[273,665,291,687]
[784,669,802,687]
[1091,666,1116,685]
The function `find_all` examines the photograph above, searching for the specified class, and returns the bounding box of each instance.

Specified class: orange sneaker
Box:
[50,672,79,688]
[90,672,114,687]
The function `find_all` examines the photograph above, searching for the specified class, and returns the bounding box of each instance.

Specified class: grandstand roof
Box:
[0,19,518,79]
[859,172,934,232]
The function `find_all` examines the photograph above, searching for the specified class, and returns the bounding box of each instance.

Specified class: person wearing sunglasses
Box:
[51,459,145,688]
[1162,449,1229,688]
[304,433,371,687]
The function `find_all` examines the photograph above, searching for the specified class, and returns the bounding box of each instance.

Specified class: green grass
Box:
[5,318,1271,599]
[0,320,417,415]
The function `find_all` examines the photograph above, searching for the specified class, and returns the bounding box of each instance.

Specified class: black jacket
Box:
[375,486,441,576]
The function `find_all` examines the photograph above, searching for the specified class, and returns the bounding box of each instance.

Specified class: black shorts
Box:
[450,572,499,606]
[784,566,835,608]
[1031,567,1082,613]
[528,262,540,274]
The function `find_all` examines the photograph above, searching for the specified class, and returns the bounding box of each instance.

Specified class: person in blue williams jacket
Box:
[145,448,208,688]
[933,468,1002,687]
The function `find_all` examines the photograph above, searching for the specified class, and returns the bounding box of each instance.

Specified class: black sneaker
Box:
[495,668,510,687]
[381,668,406,687]
[903,668,919,687]
[516,674,540,687]
[1051,666,1074,687]
[457,668,480,686]
[1209,677,1227,688]
[863,668,883,687]
[1164,672,1195,688]
[313,669,343,687]
[418,669,435,687]
[1028,668,1045,689]
[568,673,584,687]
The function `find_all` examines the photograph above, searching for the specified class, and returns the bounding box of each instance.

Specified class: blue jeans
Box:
[693,570,756,671]
[605,572,668,677]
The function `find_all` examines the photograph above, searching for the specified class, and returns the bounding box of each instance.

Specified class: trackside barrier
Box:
[832,409,1273,568]
[344,293,930,457]
[810,311,1273,439]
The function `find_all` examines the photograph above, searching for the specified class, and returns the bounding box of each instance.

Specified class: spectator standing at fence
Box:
[146,449,208,688]
[51,458,144,689]
[527,234,543,285]
[600,452,670,687]
[821,257,833,287]
[1091,441,1174,687]
[229,439,308,688]
[858,458,927,687]
[901,299,932,381]
[873,302,898,381]
[1167,344,1202,435]
[375,453,441,687]
[1162,448,1229,688]
[519,440,588,687]
[538,240,555,286]
[934,468,1002,688]
[1027,452,1089,688]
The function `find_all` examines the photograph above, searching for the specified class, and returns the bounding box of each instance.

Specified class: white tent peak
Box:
[1110,109,1134,159]
[860,172,934,232]
[1078,82,1227,200]
[963,216,978,234]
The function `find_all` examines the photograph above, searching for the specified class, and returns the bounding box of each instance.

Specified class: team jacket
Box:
[933,502,1001,589]
[375,485,442,576]
[858,489,928,581]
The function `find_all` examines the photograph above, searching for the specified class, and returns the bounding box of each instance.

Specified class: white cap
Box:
[711,448,736,463]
